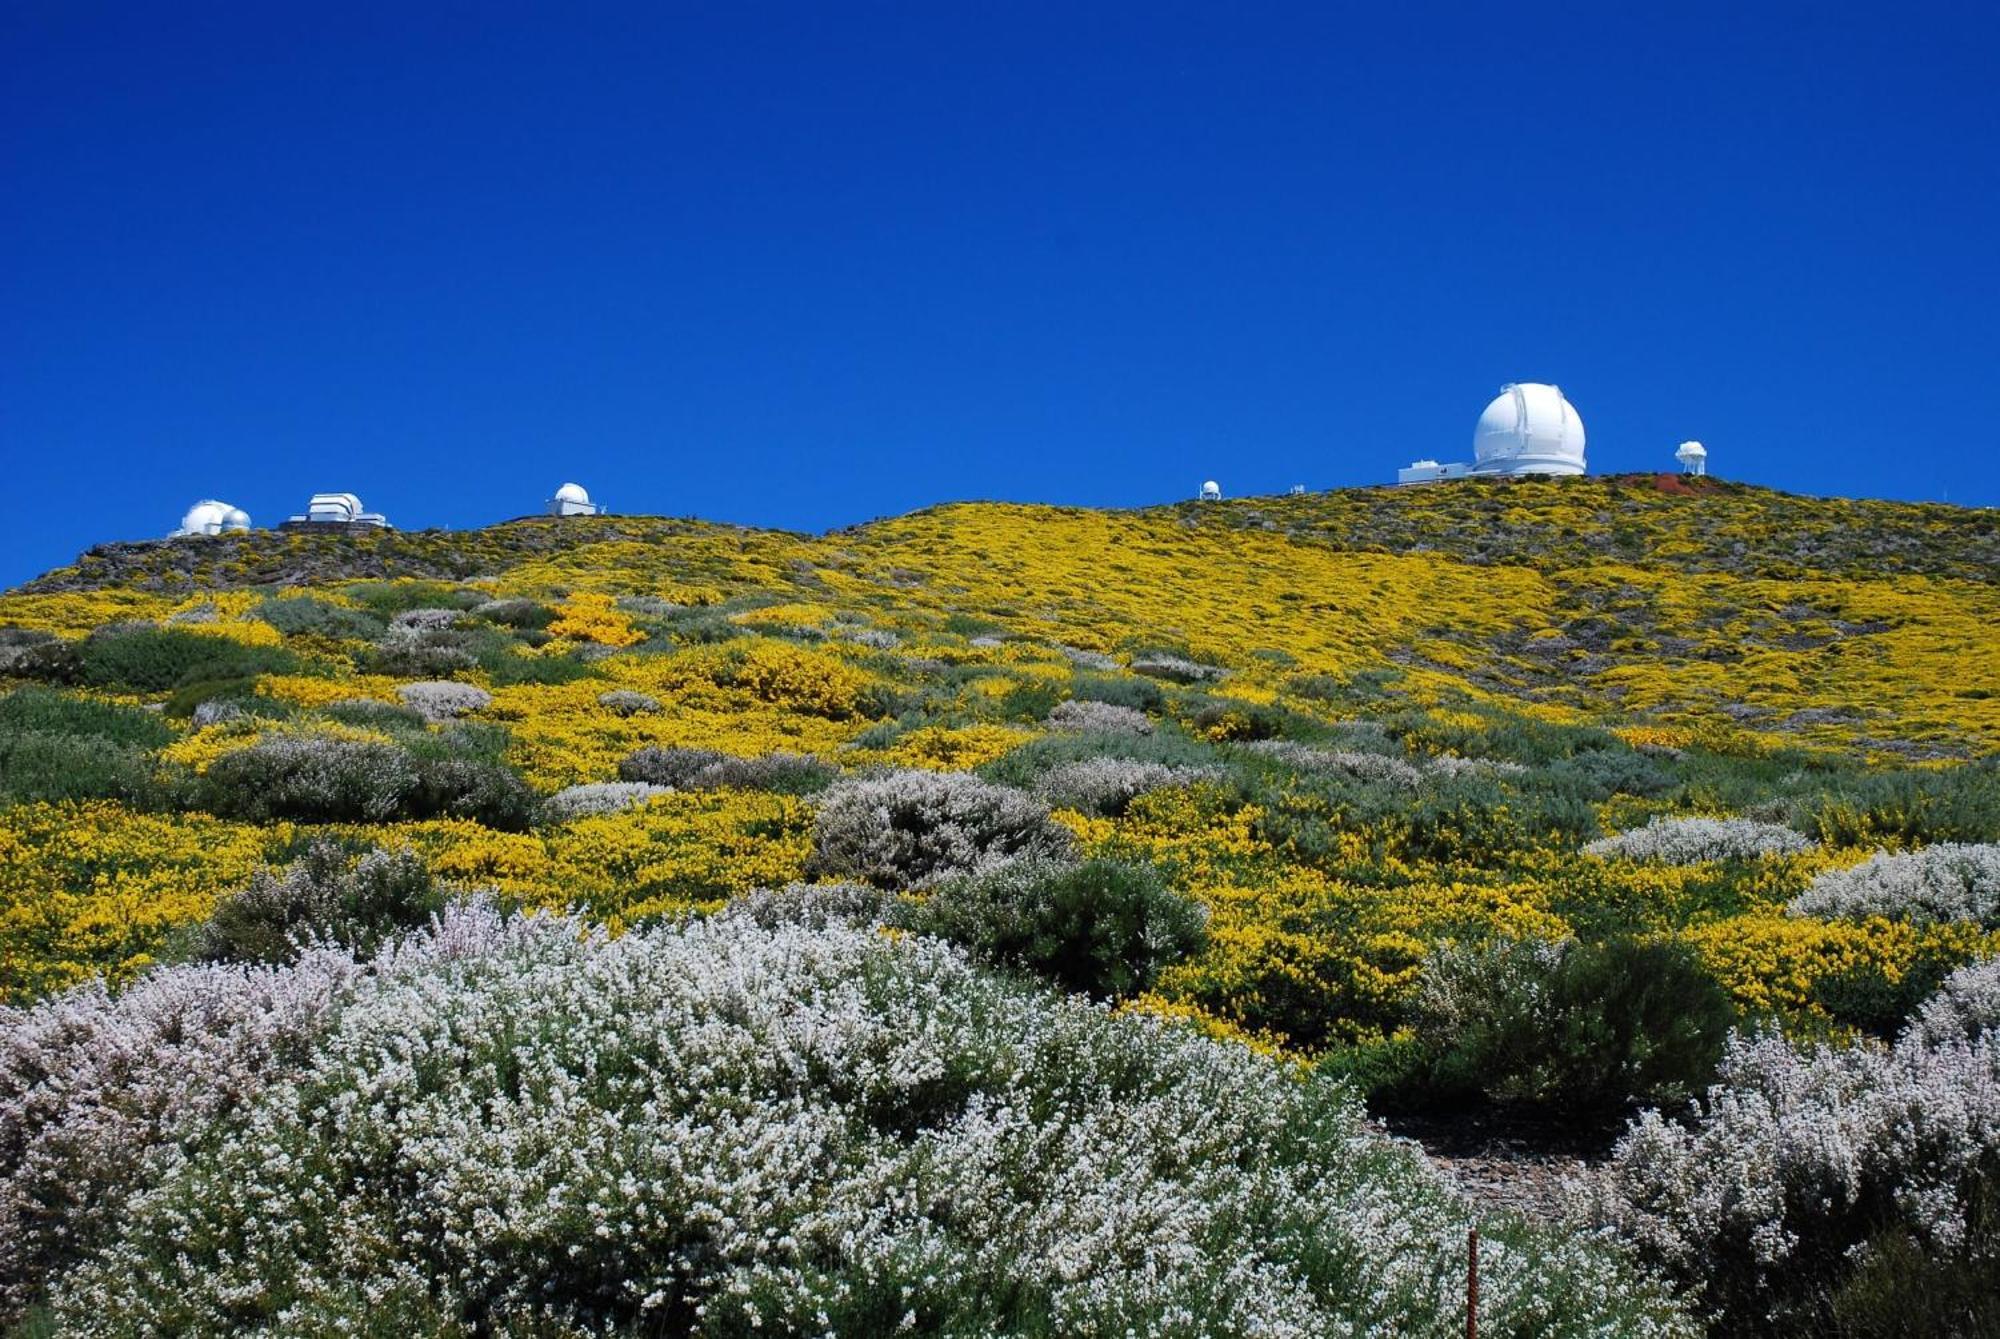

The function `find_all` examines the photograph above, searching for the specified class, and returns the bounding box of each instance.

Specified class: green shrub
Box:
[1069,674,1165,714]
[251,596,386,640]
[0,729,160,805]
[75,627,299,693]
[339,582,486,617]
[197,736,534,829]
[1385,937,1736,1115]
[1805,763,2000,847]
[0,687,174,748]
[907,858,1207,1000]
[193,841,446,964]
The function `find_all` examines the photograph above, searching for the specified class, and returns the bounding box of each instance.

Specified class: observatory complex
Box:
[548,482,605,516]
[284,492,391,530]
[1399,383,1587,485]
[171,500,251,538]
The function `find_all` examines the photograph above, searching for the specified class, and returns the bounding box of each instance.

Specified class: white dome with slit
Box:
[1472,383,1586,475]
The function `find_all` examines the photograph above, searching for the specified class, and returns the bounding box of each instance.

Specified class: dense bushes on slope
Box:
[2,903,1690,1336]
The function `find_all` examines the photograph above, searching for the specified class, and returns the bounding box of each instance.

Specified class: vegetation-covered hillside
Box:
[3,473,1997,1336]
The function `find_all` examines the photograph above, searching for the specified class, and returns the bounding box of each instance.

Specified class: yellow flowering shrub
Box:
[0,802,285,997]
[546,592,645,647]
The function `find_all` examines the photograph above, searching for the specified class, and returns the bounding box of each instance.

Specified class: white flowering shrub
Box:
[1045,698,1155,735]
[389,606,463,632]
[715,881,900,931]
[1246,740,1427,788]
[1913,956,2000,1048]
[596,689,661,716]
[542,780,671,821]
[1584,815,1814,864]
[0,950,364,1318]
[396,679,492,723]
[1789,843,2000,927]
[11,905,1688,1335]
[1031,756,1216,817]
[809,770,1076,890]
[1580,988,2000,1331]
[1130,651,1226,684]
[620,746,838,795]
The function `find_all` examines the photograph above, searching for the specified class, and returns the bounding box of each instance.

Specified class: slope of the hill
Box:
[4,474,1999,1335]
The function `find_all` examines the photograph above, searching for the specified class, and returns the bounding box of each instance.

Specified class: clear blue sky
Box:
[4,2,1996,587]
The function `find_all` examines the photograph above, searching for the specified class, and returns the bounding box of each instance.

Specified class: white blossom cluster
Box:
[542,780,672,820]
[396,679,493,722]
[1579,957,2000,1327]
[1788,843,2000,927]
[0,950,365,1318]
[1044,699,1155,735]
[1129,652,1227,684]
[1245,740,1427,788]
[10,905,1688,1335]
[1583,816,1814,864]
[389,606,465,631]
[809,769,1076,890]
[1031,757,1218,817]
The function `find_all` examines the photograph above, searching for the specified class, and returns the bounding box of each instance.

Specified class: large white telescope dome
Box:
[1472,383,1586,476]
[173,500,251,537]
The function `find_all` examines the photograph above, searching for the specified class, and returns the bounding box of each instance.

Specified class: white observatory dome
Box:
[1676,440,1708,475]
[174,500,252,538]
[1200,480,1221,501]
[1472,383,1586,476]
[549,481,605,517]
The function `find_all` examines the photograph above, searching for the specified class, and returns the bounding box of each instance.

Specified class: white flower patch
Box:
[396,680,492,723]
[1584,816,1813,864]
[14,904,1689,1336]
[1789,843,2000,927]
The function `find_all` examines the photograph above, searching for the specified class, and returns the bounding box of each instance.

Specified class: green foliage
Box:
[0,729,160,805]
[1805,762,2000,848]
[908,858,1208,1000]
[75,626,299,693]
[1825,1185,2000,1338]
[197,737,535,830]
[1069,673,1165,713]
[339,581,486,617]
[1372,937,1737,1115]
[251,596,386,640]
[0,687,174,748]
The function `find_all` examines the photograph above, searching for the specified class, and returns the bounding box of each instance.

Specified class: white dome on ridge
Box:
[1472,383,1586,475]
[173,499,251,538]
[554,482,591,505]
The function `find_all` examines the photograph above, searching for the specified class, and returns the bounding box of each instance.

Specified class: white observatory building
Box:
[171,500,251,538]
[286,492,391,529]
[1676,441,1708,476]
[548,482,605,517]
[1399,383,1587,484]
[1199,480,1222,501]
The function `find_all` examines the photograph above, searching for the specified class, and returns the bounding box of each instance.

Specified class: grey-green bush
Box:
[807,769,1075,890]
[194,841,446,963]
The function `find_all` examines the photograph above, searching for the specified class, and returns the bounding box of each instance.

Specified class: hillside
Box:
[3,474,1998,1335]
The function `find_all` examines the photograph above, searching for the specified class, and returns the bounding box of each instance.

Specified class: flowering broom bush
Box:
[7,904,1691,1336]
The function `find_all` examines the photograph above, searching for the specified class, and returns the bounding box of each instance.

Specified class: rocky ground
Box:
[1375,1108,1622,1222]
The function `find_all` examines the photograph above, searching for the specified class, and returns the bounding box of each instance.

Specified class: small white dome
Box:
[1473,383,1586,475]
[554,482,591,505]
[1676,441,1707,459]
[1200,480,1221,499]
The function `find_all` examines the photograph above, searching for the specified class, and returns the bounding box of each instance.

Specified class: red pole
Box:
[1466,1226,1479,1339]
